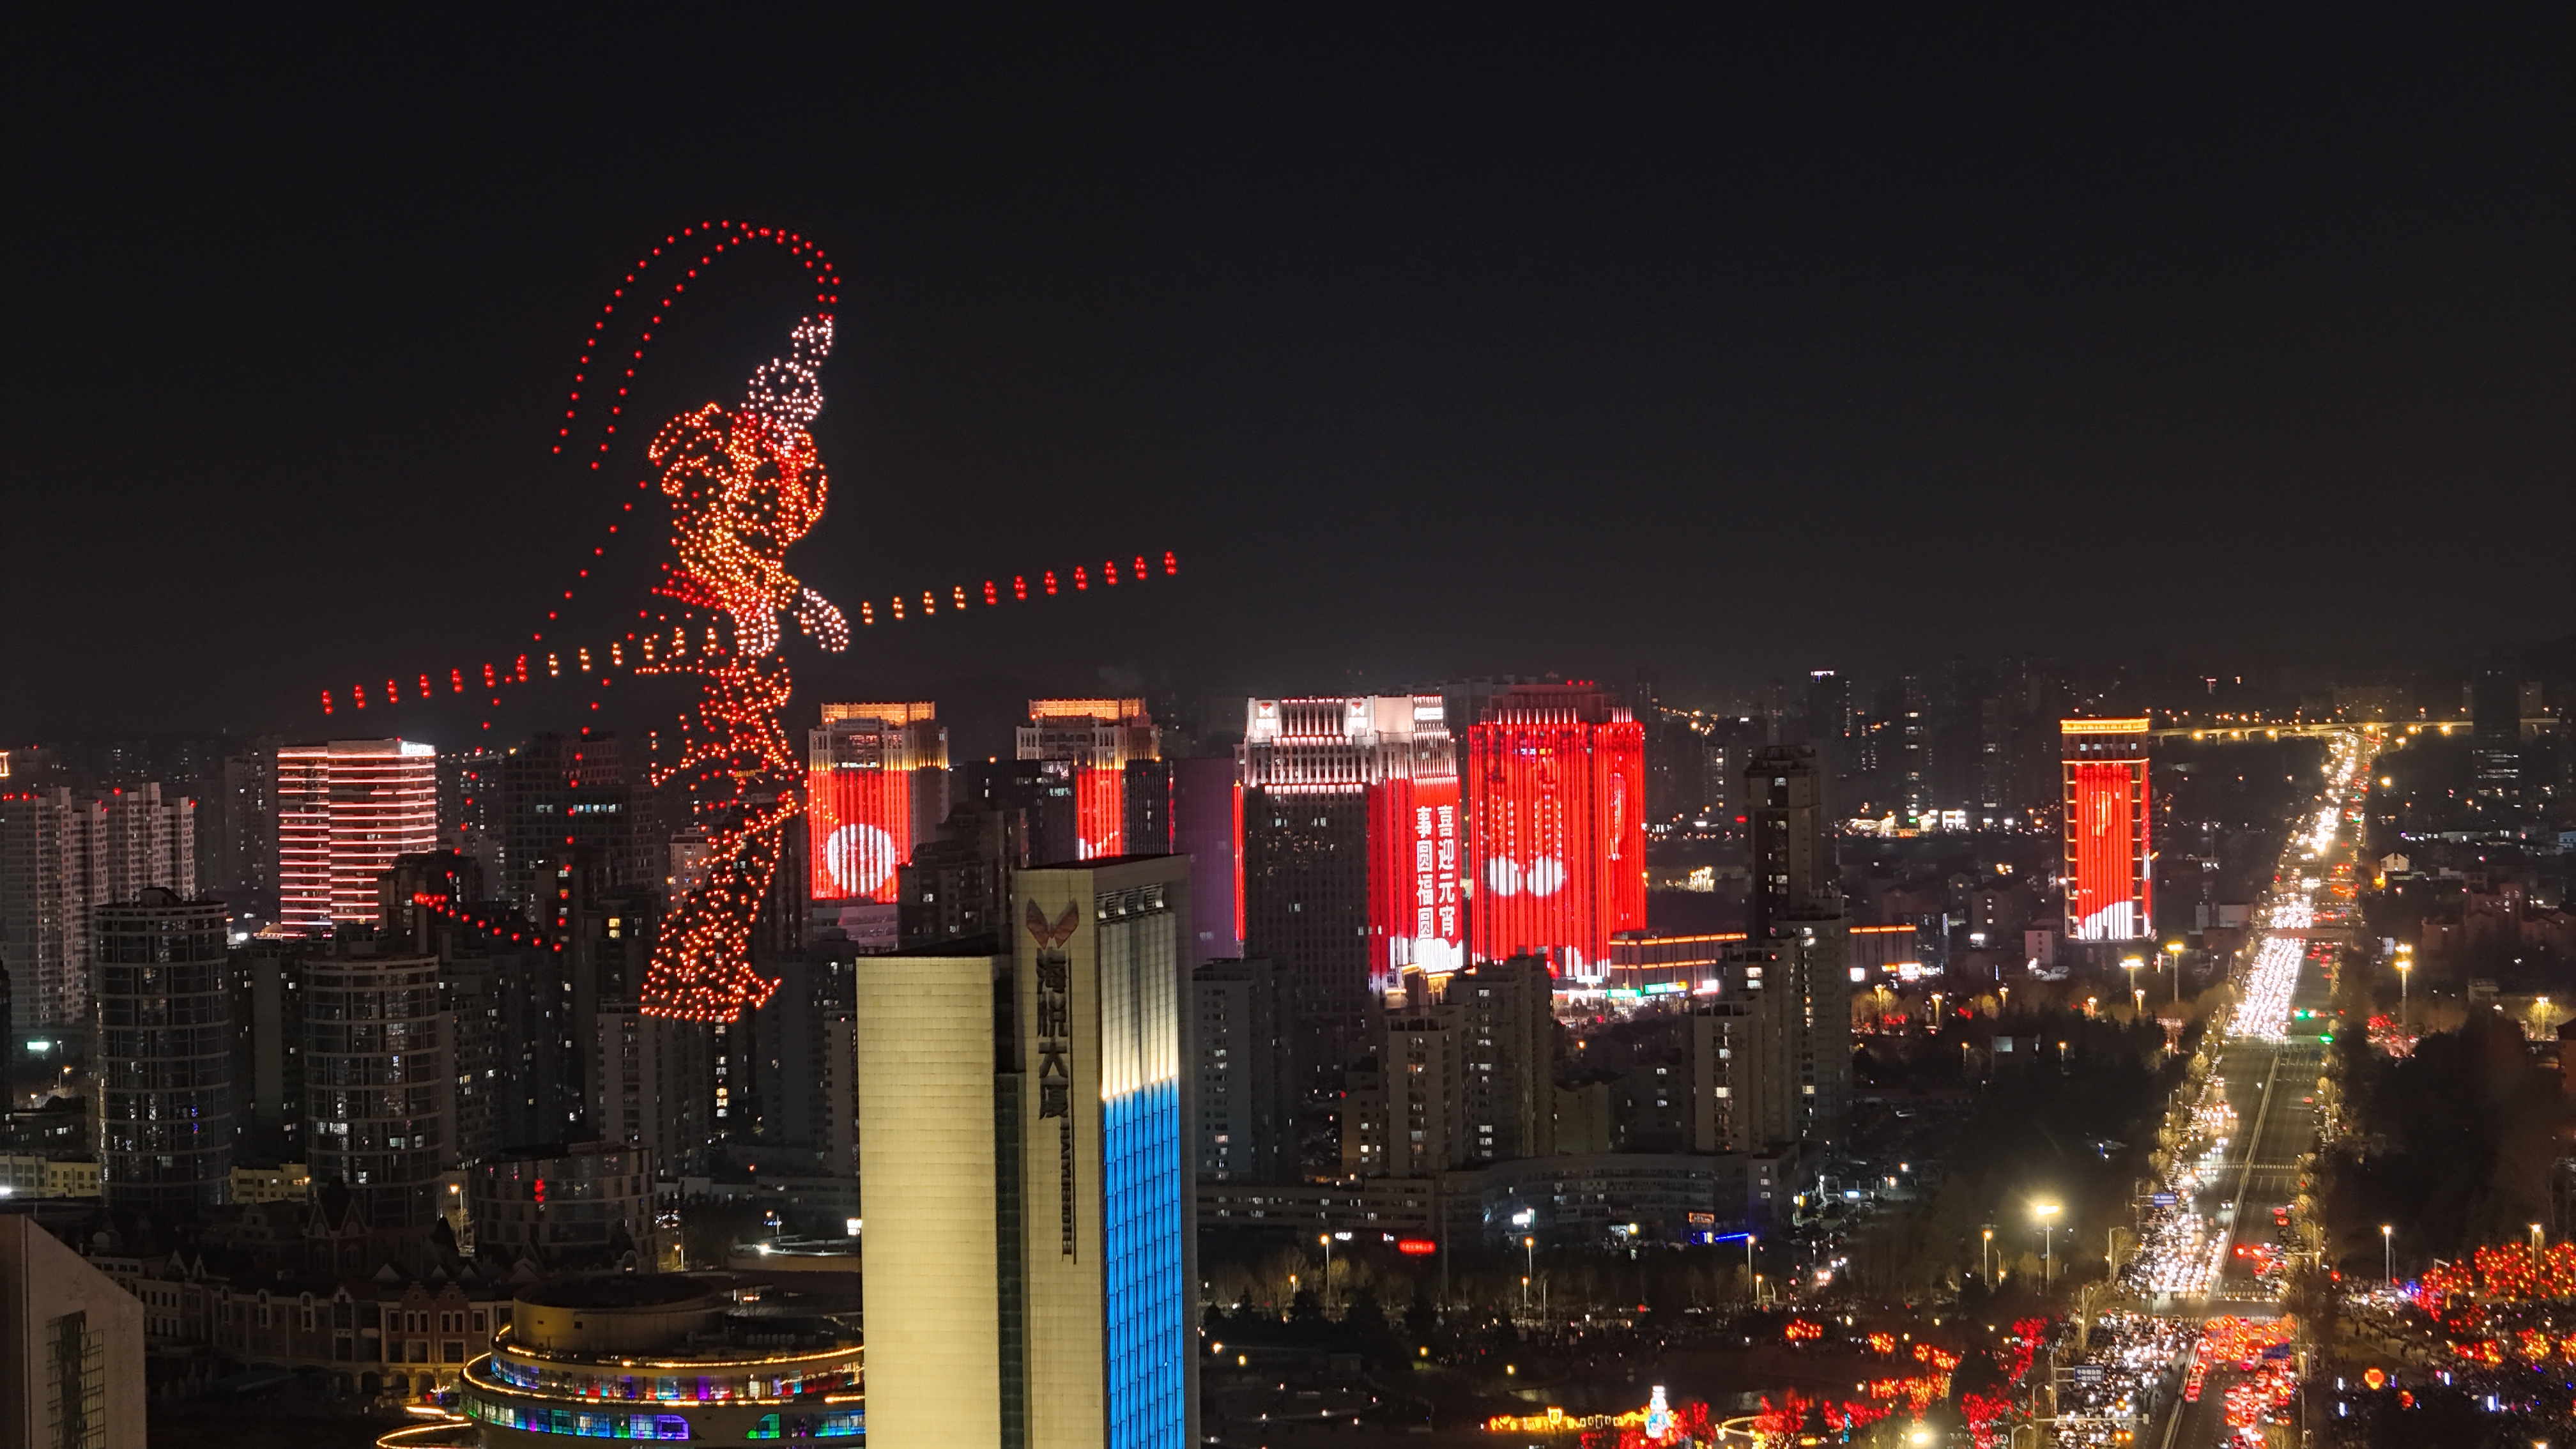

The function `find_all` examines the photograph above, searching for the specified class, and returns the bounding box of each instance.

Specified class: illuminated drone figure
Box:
[638,314,847,1019]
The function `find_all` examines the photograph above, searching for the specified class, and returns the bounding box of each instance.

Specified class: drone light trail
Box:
[311,222,1185,1020]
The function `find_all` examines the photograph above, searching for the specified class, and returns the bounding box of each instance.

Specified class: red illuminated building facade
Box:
[806,702,949,904]
[276,739,440,934]
[2061,717,2152,941]
[1015,699,1160,859]
[1240,695,1459,1082]
[1466,685,1644,982]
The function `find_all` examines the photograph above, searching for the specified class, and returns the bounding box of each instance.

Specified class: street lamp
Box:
[2034,1203,2062,1289]
[1522,1234,1535,1321]
[2122,954,2143,1007]
[1319,1234,1334,1315]
[1982,1226,1994,1283]
[2381,1224,2393,1285]
[2530,1223,2545,1254]
[1746,1234,1758,1291]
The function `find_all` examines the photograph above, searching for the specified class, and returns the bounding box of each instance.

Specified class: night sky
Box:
[6,13,2568,742]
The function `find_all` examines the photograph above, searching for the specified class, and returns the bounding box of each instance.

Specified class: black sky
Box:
[4,11,2568,739]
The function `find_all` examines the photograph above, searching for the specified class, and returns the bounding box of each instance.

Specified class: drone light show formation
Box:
[321,220,1177,1021]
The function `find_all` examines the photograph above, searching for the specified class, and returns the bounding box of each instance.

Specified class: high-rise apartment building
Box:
[1450,955,1556,1163]
[1,787,94,1039]
[2060,718,2152,941]
[1191,958,1294,1183]
[1727,746,1851,1148]
[1015,699,1160,859]
[590,1004,714,1179]
[4,782,199,1039]
[93,889,234,1211]
[303,942,452,1230]
[1466,684,1645,982]
[808,702,949,905]
[275,739,438,934]
[855,855,1197,1449]
[93,783,195,903]
[1171,756,1243,960]
[498,733,635,918]
[1240,696,1460,1081]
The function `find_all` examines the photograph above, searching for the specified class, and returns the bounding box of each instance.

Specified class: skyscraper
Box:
[808,701,949,905]
[93,888,234,1211]
[1730,745,1851,1147]
[2060,718,2153,941]
[275,739,438,934]
[1465,684,1644,981]
[1240,696,1460,1080]
[855,855,1197,1449]
[1015,699,1160,859]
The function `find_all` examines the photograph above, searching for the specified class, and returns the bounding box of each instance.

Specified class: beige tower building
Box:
[857,855,1197,1449]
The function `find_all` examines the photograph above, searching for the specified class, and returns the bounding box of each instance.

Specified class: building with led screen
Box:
[457,1274,863,1445]
[806,702,949,905]
[2061,717,2153,942]
[1465,685,1645,981]
[1015,698,1160,859]
[275,738,438,934]
[854,856,1196,1449]
[1239,696,1458,1077]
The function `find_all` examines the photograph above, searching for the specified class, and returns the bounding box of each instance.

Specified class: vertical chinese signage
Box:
[1025,899,1081,1257]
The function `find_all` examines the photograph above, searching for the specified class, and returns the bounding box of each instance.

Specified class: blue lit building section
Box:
[1103,1077,1186,1449]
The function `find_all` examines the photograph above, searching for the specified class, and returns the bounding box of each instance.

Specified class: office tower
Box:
[1171,756,1243,960]
[1240,695,1461,1080]
[303,940,452,1230]
[1731,745,1851,1147]
[1465,684,1645,982]
[808,702,949,905]
[275,739,439,935]
[2060,718,2154,940]
[1191,958,1294,1182]
[93,889,234,1211]
[1,1215,147,1449]
[1,786,95,1038]
[498,733,634,917]
[1016,698,1162,859]
[93,783,195,901]
[855,855,1197,1449]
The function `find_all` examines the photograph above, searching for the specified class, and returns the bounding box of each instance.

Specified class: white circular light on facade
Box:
[825,823,898,896]
[1486,857,1524,896]
[1526,855,1566,897]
